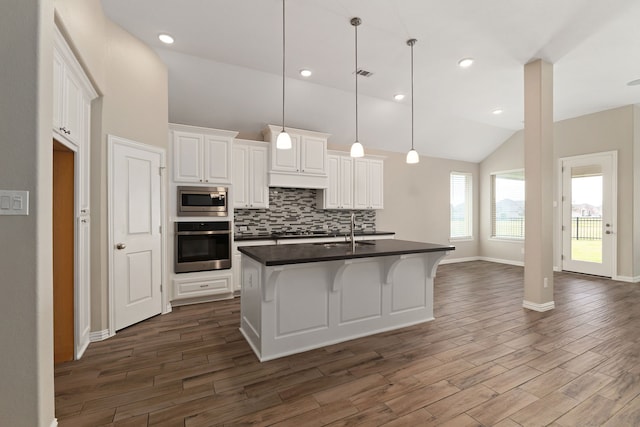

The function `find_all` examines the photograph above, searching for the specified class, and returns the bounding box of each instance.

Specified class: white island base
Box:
[240,251,448,361]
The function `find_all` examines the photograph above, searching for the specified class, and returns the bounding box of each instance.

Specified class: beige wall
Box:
[328,143,480,261]
[0,1,56,425]
[480,106,636,279]
[55,0,169,330]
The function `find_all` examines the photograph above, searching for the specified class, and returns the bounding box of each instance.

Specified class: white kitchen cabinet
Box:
[262,125,329,188]
[354,157,384,210]
[171,124,238,184]
[318,154,353,209]
[232,140,269,209]
[53,47,90,147]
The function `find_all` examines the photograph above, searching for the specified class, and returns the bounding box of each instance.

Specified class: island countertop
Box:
[238,239,455,266]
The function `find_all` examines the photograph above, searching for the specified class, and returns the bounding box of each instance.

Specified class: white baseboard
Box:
[479,257,524,267]
[613,275,640,283]
[49,419,58,427]
[523,300,555,312]
[440,256,481,264]
[90,329,112,342]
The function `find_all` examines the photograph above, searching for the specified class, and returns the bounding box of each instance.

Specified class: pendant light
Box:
[406,38,420,164]
[350,17,364,158]
[276,0,292,149]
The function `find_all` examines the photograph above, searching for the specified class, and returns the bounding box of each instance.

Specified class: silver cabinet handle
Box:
[116,243,126,250]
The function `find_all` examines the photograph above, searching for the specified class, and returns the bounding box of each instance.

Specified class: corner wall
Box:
[0,0,56,425]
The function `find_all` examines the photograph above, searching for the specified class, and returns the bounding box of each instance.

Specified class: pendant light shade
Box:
[276,129,292,149]
[277,0,291,150]
[350,17,364,158]
[406,38,419,164]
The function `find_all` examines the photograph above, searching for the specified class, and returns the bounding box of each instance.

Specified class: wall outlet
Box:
[543,277,548,288]
[238,226,248,232]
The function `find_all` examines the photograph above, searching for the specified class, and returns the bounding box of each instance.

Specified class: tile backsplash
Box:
[234,187,376,235]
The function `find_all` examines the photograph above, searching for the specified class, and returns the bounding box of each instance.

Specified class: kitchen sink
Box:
[314,241,376,248]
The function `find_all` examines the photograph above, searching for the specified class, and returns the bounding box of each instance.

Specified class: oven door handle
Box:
[176,230,231,236]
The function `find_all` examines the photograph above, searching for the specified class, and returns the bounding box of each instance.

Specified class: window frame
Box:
[449,171,473,241]
[490,169,525,241]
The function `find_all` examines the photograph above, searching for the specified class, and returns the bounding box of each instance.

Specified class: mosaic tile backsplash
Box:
[234,187,376,235]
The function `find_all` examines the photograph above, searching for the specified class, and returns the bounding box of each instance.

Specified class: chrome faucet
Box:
[350,212,356,251]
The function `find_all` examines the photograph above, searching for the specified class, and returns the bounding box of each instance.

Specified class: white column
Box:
[523,59,555,311]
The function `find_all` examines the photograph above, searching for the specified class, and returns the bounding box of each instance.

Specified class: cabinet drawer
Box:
[173,274,232,299]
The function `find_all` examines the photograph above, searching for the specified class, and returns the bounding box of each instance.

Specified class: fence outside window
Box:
[572,217,602,240]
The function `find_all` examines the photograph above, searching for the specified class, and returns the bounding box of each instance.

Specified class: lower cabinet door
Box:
[173,274,232,299]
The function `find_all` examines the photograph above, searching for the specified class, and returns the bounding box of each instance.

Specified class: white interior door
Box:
[561,152,616,277]
[109,136,163,331]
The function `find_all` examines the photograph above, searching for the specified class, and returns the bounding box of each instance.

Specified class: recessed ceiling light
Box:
[158,34,174,44]
[627,78,640,86]
[458,58,474,68]
[492,109,503,115]
[394,94,405,101]
[299,69,312,77]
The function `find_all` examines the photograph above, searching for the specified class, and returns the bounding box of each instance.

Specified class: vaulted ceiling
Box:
[102,0,640,162]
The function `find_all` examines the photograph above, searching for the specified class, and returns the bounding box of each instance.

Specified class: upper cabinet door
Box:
[368,159,384,209]
[338,155,354,209]
[204,135,232,184]
[249,145,269,208]
[353,159,370,210]
[52,50,64,133]
[300,136,327,175]
[173,131,204,183]
[271,133,300,172]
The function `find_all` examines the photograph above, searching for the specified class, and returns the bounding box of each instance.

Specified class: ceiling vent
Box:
[356,69,374,77]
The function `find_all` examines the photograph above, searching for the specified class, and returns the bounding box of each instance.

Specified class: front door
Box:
[561,152,616,277]
[109,136,163,330]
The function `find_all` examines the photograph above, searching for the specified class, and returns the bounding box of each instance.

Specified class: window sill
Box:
[489,237,524,243]
[449,237,474,243]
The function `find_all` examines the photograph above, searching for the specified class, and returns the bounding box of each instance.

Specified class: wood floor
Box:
[55,261,640,426]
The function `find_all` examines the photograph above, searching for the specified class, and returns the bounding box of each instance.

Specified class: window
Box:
[450,172,472,240]
[491,170,525,239]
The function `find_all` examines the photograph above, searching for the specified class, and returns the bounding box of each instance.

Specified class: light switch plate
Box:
[0,190,29,215]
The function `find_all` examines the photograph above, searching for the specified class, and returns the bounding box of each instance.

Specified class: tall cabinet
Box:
[53,27,97,359]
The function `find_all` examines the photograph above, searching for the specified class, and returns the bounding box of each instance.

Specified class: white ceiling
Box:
[101,0,640,162]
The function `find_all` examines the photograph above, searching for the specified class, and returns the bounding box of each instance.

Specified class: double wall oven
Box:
[175,186,231,274]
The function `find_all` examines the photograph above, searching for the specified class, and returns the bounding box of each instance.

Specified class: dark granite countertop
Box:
[238,239,455,266]
[234,230,395,242]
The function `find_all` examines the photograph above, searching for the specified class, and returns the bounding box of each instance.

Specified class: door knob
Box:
[605,231,611,235]
[116,243,126,250]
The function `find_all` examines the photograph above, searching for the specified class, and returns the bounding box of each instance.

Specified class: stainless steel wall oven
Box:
[175,221,231,273]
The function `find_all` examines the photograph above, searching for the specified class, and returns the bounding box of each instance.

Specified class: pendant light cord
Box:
[410,40,414,150]
[354,20,359,143]
[281,0,286,132]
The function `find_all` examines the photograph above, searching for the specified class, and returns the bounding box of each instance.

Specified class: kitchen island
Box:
[238,239,454,361]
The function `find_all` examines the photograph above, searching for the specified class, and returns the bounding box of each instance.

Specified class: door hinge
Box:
[562,225,565,231]
[561,254,564,260]
[159,225,162,234]
[159,166,166,175]
[160,283,162,292]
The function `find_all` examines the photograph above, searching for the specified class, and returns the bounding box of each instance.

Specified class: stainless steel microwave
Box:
[177,186,228,216]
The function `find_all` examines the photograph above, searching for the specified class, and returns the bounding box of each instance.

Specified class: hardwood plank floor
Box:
[55,261,640,426]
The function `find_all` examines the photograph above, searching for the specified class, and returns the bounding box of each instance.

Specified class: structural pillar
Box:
[523,59,555,311]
